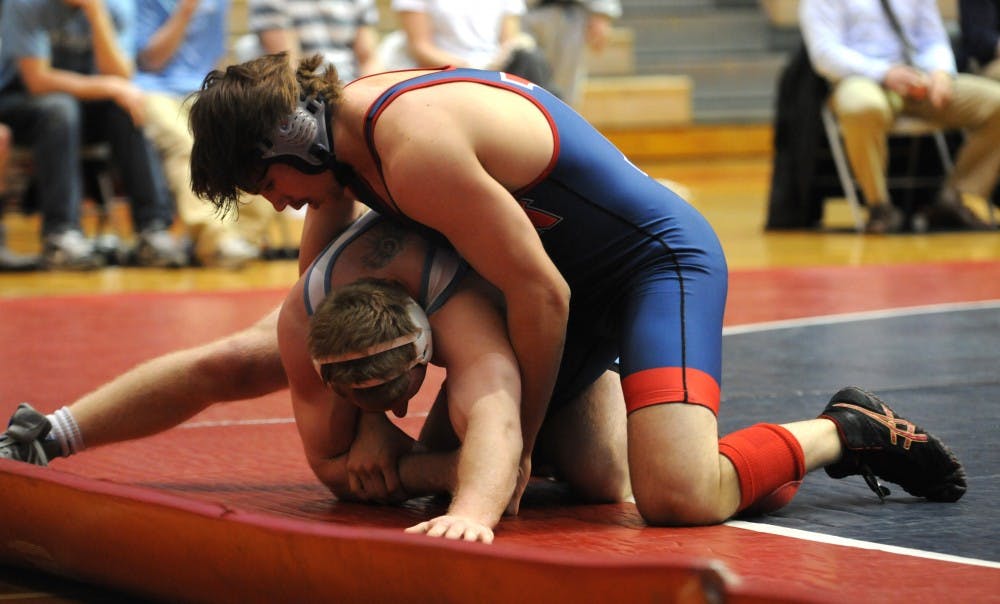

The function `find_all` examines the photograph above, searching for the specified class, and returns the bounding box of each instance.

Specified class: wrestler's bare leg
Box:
[69,307,287,449]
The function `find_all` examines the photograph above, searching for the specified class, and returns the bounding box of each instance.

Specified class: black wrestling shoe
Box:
[820,387,966,503]
[0,403,58,466]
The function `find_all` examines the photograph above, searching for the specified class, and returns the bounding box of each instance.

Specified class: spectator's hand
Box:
[487,33,536,71]
[109,79,147,126]
[405,514,495,544]
[883,65,930,100]
[586,14,613,53]
[345,412,414,503]
[927,71,953,109]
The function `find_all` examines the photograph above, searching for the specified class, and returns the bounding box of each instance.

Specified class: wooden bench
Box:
[578,75,693,128]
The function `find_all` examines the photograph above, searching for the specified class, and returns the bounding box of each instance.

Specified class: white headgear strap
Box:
[312,300,433,387]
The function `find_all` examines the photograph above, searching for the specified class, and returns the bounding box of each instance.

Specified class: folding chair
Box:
[819,104,995,231]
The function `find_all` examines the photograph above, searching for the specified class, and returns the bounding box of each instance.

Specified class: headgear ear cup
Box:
[258,94,333,173]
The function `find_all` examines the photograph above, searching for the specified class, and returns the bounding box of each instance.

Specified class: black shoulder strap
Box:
[878,0,915,65]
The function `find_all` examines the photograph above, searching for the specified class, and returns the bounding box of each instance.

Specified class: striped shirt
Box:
[248,0,380,82]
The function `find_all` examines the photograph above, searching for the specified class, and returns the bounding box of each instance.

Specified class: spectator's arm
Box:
[258,28,301,68]
[354,25,383,76]
[799,0,893,82]
[911,4,958,74]
[74,0,135,78]
[398,10,468,68]
[138,0,199,72]
[498,13,522,46]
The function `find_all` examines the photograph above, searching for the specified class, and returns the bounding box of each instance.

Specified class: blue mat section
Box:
[718,306,1000,562]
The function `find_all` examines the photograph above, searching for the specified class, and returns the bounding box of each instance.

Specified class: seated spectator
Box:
[135,0,265,269]
[800,0,1000,233]
[248,0,382,81]
[383,0,556,93]
[0,0,187,270]
[959,0,1000,80]
[522,0,622,107]
[0,121,39,270]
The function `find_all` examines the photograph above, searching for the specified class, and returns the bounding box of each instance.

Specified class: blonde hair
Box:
[188,53,344,217]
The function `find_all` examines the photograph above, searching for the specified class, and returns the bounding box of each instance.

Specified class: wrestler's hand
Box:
[346,412,414,503]
[404,515,495,544]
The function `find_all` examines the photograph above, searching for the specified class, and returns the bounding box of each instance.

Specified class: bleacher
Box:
[224,0,960,164]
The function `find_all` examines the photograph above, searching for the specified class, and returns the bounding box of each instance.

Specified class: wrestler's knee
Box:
[571,460,632,503]
[632,482,729,527]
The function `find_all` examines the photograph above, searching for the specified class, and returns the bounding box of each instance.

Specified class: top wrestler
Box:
[182,52,967,537]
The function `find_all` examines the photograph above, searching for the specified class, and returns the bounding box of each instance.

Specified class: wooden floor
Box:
[2,154,998,299]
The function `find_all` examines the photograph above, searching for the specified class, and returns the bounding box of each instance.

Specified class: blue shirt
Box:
[133,0,229,96]
[0,0,135,92]
[800,0,956,83]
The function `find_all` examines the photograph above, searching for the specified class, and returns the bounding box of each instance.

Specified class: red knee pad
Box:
[622,367,721,416]
[719,423,806,515]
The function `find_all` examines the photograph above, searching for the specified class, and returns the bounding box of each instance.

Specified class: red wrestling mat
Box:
[2,261,1000,603]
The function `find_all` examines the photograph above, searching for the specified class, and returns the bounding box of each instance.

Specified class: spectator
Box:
[135,0,265,269]
[800,0,1000,233]
[384,0,556,92]
[248,0,381,81]
[959,0,1000,79]
[522,0,622,106]
[0,121,39,270]
[0,0,188,269]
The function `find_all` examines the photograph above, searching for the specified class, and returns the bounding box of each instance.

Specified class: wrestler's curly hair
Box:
[309,278,422,409]
[188,53,343,218]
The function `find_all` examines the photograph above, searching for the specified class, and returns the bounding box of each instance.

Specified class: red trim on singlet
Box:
[621,367,721,416]
[359,68,561,215]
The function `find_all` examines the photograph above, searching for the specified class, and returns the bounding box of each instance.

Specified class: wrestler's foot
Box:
[0,403,57,466]
[820,386,966,503]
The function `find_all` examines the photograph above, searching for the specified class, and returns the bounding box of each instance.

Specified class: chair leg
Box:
[821,106,866,232]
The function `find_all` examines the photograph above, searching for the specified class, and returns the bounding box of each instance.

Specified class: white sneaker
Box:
[42,229,104,271]
[199,236,259,270]
[134,228,189,268]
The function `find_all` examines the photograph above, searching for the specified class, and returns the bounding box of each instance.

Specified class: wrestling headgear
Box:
[258,94,332,174]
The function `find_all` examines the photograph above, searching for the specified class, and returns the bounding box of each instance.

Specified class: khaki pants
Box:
[143,93,274,259]
[830,74,1000,205]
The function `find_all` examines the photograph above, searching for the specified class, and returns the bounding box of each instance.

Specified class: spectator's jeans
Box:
[0,91,174,236]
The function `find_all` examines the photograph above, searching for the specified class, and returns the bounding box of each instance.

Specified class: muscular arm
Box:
[407,279,523,537]
[278,284,361,496]
[298,198,366,274]
[380,108,569,488]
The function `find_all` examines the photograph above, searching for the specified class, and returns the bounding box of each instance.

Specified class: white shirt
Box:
[799,0,956,83]
[391,0,525,69]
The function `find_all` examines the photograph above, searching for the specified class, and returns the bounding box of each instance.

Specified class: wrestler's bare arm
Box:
[376,97,569,512]
[278,284,362,497]
[402,279,522,542]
